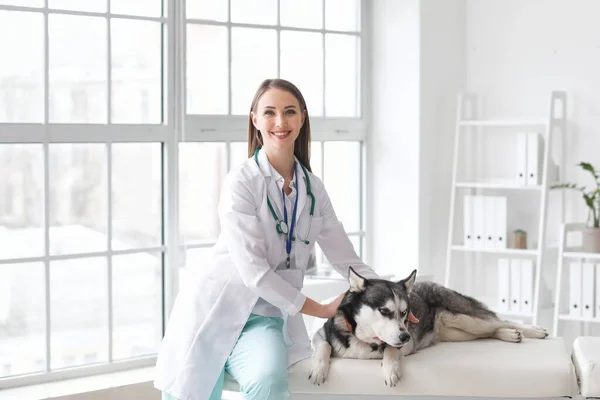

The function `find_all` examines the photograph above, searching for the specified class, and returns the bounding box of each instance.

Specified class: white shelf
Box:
[456,181,542,190]
[558,314,600,323]
[451,246,538,256]
[459,119,547,128]
[561,251,600,260]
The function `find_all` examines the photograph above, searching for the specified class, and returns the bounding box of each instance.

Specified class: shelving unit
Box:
[552,223,600,335]
[444,91,567,325]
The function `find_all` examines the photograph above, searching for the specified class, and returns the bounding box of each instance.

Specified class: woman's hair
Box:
[247,78,312,172]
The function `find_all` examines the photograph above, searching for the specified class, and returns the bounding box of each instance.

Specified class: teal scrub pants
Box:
[162,314,290,400]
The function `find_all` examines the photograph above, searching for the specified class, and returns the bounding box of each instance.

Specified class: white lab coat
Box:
[154,148,378,400]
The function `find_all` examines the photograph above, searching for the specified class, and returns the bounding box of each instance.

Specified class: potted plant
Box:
[551,162,600,253]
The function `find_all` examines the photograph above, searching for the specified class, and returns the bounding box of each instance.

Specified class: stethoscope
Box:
[253,147,316,247]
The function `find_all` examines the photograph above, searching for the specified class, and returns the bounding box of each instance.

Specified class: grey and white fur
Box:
[309,268,548,387]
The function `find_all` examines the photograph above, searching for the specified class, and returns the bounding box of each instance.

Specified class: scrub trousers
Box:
[162,313,290,400]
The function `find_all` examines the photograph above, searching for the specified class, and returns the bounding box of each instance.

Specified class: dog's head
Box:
[340,268,418,348]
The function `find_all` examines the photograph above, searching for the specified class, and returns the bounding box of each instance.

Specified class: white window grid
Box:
[0,0,369,388]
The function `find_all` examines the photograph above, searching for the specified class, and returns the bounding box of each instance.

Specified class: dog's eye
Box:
[378,308,390,315]
[400,310,407,316]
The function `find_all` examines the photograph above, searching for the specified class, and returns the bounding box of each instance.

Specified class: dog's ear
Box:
[399,269,417,294]
[348,267,367,292]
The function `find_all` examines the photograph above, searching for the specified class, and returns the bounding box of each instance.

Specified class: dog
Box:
[309,267,548,387]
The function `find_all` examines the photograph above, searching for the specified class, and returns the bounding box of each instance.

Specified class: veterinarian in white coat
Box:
[154,79,378,400]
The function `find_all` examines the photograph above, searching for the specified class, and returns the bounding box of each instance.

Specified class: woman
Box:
[154,79,378,400]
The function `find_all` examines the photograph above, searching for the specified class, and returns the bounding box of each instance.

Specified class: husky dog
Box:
[309,268,548,387]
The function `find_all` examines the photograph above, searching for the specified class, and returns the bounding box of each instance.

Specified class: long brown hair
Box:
[247,78,312,172]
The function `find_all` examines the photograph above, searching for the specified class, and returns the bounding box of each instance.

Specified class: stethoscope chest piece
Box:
[276,220,289,235]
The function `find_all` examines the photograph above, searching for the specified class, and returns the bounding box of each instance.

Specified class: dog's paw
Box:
[521,325,548,339]
[308,358,330,385]
[382,358,402,387]
[495,328,522,343]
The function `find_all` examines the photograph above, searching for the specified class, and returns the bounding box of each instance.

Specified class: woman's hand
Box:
[321,293,345,319]
[300,293,346,319]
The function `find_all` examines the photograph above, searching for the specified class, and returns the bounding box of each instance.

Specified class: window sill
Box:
[1,367,157,400]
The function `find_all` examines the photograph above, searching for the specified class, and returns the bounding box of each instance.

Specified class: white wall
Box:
[420,0,466,281]
[369,0,421,278]
[370,0,600,284]
[465,0,600,227]
[369,0,465,280]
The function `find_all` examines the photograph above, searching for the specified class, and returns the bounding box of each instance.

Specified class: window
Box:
[0,1,167,388]
[185,0,362,118]
[0,0,367,389]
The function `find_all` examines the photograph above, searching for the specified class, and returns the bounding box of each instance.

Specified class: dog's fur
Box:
[309,268,548,386]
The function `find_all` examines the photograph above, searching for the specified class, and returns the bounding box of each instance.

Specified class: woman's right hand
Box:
[321,293,345,319]
[300,292,346,319]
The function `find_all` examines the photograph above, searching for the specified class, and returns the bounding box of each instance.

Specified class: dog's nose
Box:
[399,332,411,344]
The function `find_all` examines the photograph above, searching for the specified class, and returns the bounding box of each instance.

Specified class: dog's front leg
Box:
[309,328,332,385]
[381,346,403,387]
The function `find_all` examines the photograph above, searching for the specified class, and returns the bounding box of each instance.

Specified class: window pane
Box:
[112,252,162,360]
[49,0,106,12]
[179,143,227,244]
[325,0,360,32]
[0,0,42,6]
[0,144,45,259]
[0,11,44,123]
[0,262,45,378]
[111,19,162,124]
[325,34,359,117]
[280,31,323,117]
[230,0,276,25]
[186,0,227,21]
[112,143,162,249]
[230,142,249,170]
[280,0,322,29]
[50,257,108,369]
[231,28,277,115]
[310,141,322,180]
[324,141,360,232]
[111,0,162,17]
[49,15,107,123]
[49,144,108,256]
[186,25,228,115]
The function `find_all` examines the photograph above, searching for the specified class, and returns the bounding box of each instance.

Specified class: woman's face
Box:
[251,88,305,153]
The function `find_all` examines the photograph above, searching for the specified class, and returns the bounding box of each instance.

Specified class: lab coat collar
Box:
[256,148,308,220]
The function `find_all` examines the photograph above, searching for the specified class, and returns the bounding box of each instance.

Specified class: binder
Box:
[582,262,595,319]
[569,262,582,317]
[494,196,507,249]
[516,133,528,185]
[483,196,496,249]
[526,132,541,186]
[520,259,534,314]
[509,258,521,313]
[473,196,485,249]
[463,195,473,248]
[497,258,511,313]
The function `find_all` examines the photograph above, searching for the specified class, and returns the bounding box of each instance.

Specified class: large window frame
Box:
[0,0,369,389]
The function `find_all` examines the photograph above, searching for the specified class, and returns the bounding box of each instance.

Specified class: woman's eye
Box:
[285,110,296,115]
[264,110,274,115]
